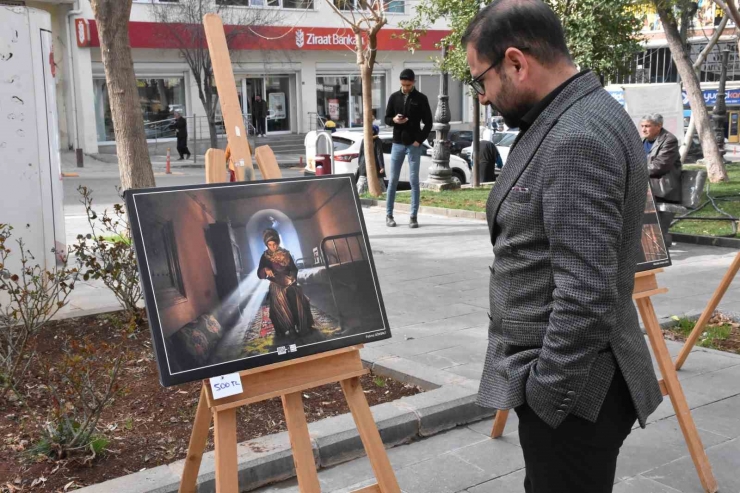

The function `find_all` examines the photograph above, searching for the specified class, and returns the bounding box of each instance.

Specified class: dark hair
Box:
[400,68,416,81]
[462,0,571,69]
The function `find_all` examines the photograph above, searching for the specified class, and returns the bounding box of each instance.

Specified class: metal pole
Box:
[193,113,197,164]
[423,45,457,190]
[472,97,480,188]
[712,49,730,160]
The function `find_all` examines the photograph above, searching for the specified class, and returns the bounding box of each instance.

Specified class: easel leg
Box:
[214,407,240,493]
[675,251,740,370]
[179,385,212,493]
[282,392,321,493]
[636,297,718,493]
[341,377,401,493]
[490,409,509,438]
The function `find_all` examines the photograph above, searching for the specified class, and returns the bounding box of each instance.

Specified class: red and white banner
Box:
[87,21,449,52]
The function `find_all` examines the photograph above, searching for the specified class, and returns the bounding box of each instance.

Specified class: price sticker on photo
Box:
[209,373,243,400]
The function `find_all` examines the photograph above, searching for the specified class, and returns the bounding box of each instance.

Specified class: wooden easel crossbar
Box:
[490,269,719,493]
[178,346,400,493]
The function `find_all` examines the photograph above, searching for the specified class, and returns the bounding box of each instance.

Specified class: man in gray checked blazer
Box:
[463,1,663,492]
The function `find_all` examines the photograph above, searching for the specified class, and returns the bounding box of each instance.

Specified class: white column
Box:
[301,59,317,133]
[74,46,98,154]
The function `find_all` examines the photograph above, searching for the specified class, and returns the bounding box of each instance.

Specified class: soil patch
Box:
[662,312,740,354]
[0,311,420,492]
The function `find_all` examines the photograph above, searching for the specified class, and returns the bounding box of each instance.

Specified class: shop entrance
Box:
[243,76,292,135]
[728,110,740,143]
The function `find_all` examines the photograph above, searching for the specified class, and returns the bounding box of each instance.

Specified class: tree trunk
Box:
[361,64,381,196]
[208,119,219,150]
[472,97,480,188]
[656,1,729,182]
[90,0,155,190]
[203,77,220,150]
[680,15,728,162]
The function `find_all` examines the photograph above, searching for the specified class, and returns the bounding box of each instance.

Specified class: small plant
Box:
[72,186,143,326]
[0,224,79,394]
[372,375,387,388]
[33,333,128,461]
[669,314,736,351]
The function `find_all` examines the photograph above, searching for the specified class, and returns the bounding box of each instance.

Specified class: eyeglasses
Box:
[469,59,499,96]
[469,47,528,96]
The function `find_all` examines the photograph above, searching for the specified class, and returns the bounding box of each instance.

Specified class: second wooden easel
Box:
[178,346,401,493]
[489,269,718,493]
[674,251,740,370]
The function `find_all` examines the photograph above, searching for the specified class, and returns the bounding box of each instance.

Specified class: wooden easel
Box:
[179,346,401,493]
[675,251,740,370]
[490,269,718,493]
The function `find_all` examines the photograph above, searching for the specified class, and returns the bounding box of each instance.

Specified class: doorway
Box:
[244,76,292,135]
[728,110,740,143]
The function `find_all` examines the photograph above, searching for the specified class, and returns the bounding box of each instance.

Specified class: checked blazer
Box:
[479,72,663,429]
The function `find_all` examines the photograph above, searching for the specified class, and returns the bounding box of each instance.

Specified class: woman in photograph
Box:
[257,228,314,338]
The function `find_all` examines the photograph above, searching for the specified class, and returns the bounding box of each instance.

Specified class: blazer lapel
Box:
[487,73,603,242]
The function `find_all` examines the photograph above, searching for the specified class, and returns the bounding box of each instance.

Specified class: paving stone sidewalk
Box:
[252,207,740,493]
[61,204,740,493]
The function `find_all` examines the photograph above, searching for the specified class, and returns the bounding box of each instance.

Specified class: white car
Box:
[460,129,519,168]
[330,131,472,186]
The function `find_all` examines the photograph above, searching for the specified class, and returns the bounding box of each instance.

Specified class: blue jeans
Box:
[387,143,422,217]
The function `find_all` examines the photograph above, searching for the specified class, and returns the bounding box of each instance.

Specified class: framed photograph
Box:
[125,175,390,387]
[637,186,672,272]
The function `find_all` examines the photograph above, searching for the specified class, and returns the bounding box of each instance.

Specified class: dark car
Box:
[428,130,474,155]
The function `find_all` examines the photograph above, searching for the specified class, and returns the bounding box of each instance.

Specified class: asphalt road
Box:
[61,168,306,248]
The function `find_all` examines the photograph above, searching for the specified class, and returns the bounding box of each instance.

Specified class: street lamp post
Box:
[423,46,459,191]
[712,48,730,160]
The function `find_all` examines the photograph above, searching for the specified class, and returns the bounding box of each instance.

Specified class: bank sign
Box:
[682,89,740,107]
[295,29,354,48]
[87,21,449,52]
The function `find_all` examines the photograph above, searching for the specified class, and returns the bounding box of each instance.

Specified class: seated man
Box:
[641,113,682,246]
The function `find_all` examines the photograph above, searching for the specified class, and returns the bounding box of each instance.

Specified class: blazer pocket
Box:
[509,188,531,203]
[501,319,548,347]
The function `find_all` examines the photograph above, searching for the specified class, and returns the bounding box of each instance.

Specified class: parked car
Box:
[329,131,472,185]
[460,129,519,168]
[428,130,474,155]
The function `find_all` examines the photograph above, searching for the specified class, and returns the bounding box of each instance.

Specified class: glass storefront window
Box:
[317,76,350,128]
[317,74,385,129]
[93,77,186,142]
[266,76,291,132]
[350,75,386,128]
[416,74,463,122]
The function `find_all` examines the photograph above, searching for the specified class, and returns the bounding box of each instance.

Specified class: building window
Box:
[93,77,187,143]
[415,75,464,122]
[216,0,314,7]
[334,0,403,13]
[316,74,386,129]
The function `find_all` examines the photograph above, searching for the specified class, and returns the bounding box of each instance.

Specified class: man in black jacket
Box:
[253,95,267,137]
[172,111,190,160]
[384,69,433,228]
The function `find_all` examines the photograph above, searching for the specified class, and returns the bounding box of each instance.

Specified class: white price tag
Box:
[235,126,241,137]
[238,159,245,167]
[209,373,243,400]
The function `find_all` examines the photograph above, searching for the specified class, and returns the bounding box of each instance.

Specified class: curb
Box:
[360,200,740,247]
[672,233,740,249]
[73,350,493,493]
[360,198,487,221]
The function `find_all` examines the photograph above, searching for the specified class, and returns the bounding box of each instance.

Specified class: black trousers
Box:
[256,117,266,136]
[176,134,190,159]
[515,368,637,493]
